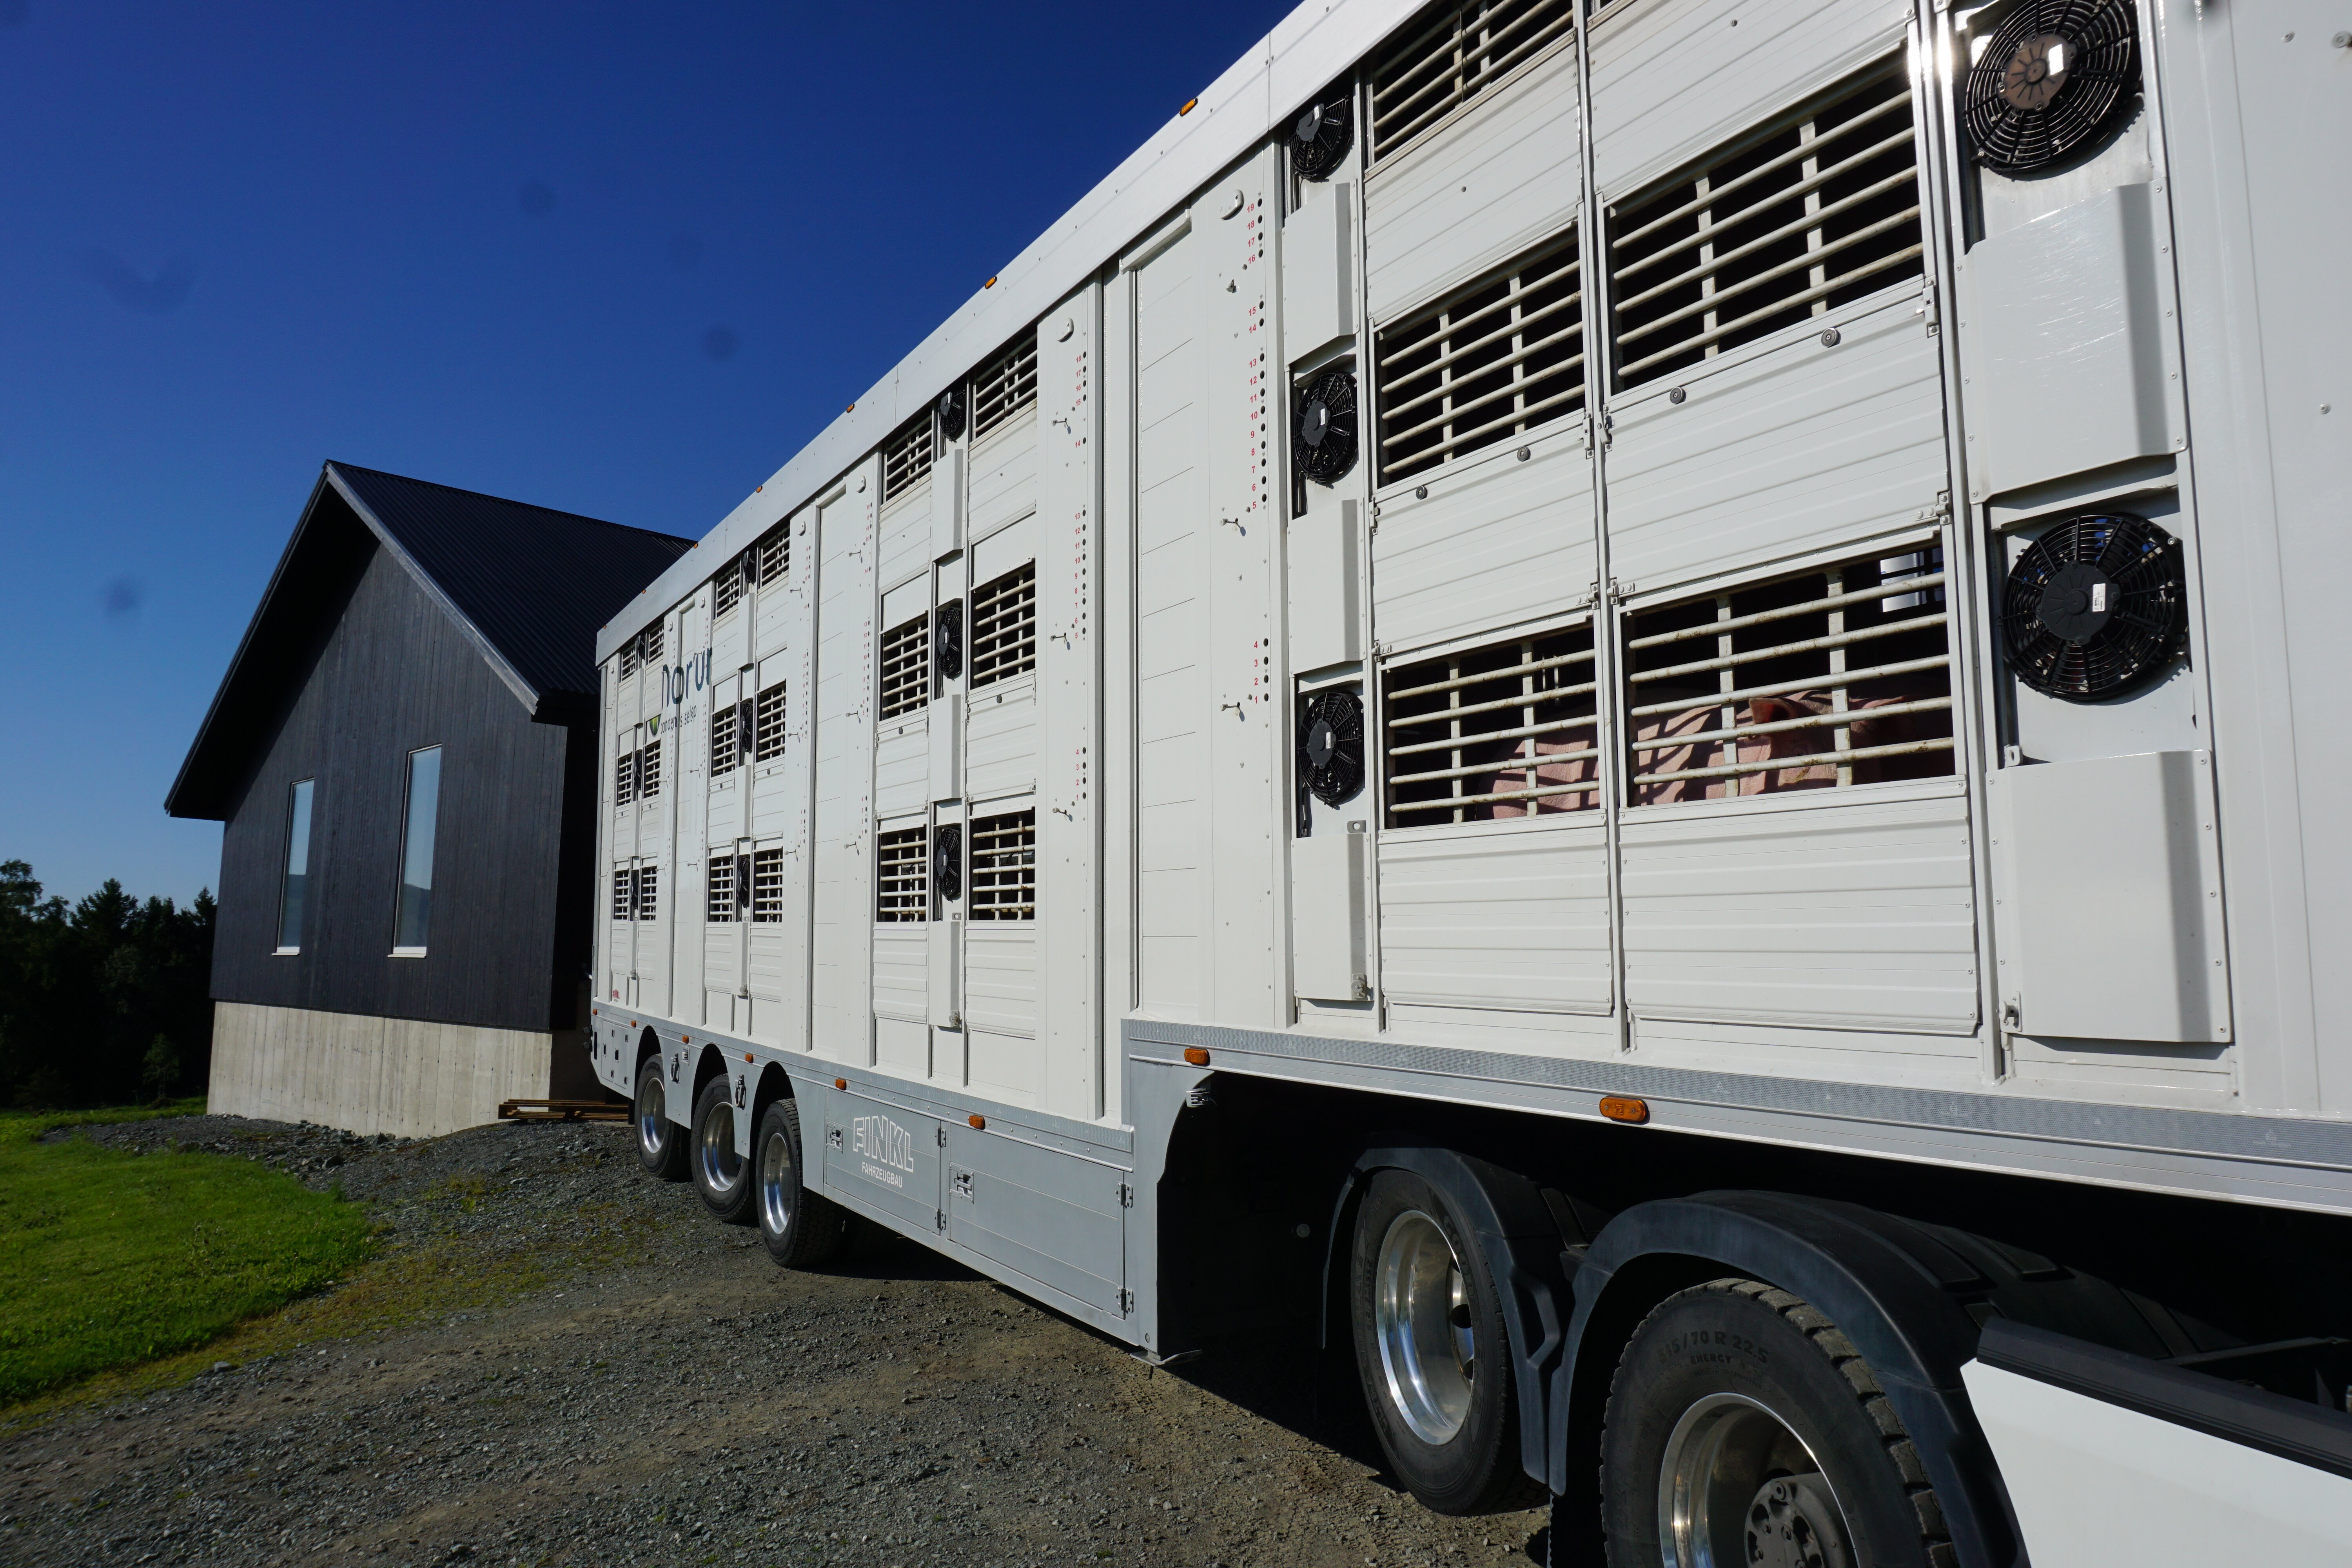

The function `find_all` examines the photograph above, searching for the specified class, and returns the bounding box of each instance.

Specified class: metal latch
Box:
[826,1125,842,1149]
[953,1170,974,1201]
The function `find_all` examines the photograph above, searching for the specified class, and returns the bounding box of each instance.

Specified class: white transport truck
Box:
[587,0,2352,1561]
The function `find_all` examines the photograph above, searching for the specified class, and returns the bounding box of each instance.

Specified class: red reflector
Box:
[1598,1096,1650,1125]
[1183,1047,1210,1067]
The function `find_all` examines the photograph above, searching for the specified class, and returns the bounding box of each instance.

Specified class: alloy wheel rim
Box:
[759,1129,796,1237]
[1657,1392,1854,1568]
[635,1072,667,1158]
[696,1097,743,1194]
[1372,1209,1475,1444]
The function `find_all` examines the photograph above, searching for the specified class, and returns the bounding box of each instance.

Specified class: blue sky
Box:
[0,0,1286,908]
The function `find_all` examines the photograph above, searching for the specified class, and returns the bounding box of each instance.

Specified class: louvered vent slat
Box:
[971,336,1038,441]
[969,563,1037,688]
[1377,233,1584,484]
[879,613,931,719]
[1608,61,1923,389]
[714,562,743,618]
[634,865,659,922]
[753,683,786,762]
[755,523,789,587]
[638,739,661,798]
[710,703,737,777]
[883,416,936,504]
[706,855,735,923]
[614,748,635,806]
[750,849,783,923]
[611,867,633,922]
[1385,625,1599,824]
[1370,0,1573,165]
[969,811,1036,921]
[639,621,663,663]
[876,826,929,922]
[618,641,638,679]
[1624,547,1952,802]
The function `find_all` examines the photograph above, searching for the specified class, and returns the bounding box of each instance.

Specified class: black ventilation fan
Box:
[1296,367,1359,486]
[933,824,962,904]
[1298,689,1366,809]
[1288,91,1353,181]
[1964,0,2139,174]
[937,384,967,442]
[935,598,964,681]
[2001,512,2184,701]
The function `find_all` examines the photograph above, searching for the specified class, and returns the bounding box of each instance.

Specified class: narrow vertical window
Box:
[393,746,442,955]
[276,779,314,953]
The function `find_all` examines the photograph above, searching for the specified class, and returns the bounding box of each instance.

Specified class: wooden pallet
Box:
[496,1098,629,1123]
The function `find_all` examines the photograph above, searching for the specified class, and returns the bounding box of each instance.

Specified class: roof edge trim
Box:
[324,463,546,719]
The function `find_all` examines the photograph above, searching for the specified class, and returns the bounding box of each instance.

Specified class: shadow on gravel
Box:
[820,1221,987,1283]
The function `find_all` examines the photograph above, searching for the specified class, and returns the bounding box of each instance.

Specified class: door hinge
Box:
[1916,275,1939,334]
[1117,1181,1136,1208]
[936,1125,948,1147]
[1117,1288,1136,1316]
[936,1209,947,1232]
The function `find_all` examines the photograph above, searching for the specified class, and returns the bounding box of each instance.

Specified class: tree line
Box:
[0,861,214,1109]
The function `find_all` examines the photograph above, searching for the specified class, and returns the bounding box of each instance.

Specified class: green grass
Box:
[0,1102,374,1402]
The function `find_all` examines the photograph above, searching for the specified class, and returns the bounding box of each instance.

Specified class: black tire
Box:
[1599,1278,1952,1568]
[633,1055,688,1182]
[1349,1169,1544,1516]
[753,1098,847,1267]
[691,1074,757,1224]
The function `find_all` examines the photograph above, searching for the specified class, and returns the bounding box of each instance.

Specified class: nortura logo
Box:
[658,650,713,710]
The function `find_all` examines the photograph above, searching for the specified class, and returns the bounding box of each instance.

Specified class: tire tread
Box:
[1598,1276,1955,1568]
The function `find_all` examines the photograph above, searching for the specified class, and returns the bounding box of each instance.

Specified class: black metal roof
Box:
[166,461,691,820]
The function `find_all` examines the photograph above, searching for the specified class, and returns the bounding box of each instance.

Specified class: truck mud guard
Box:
[1324,1145,1574,1490]
[1552,1192,2025,1568]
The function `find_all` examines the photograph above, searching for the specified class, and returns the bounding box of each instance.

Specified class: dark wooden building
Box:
[167,462,691,1135]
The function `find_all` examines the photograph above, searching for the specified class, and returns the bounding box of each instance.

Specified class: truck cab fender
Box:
[1550,1192,2024,1568]
[1324,1145,1575,1489]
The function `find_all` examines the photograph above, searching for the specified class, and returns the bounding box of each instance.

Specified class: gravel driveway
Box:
[1,1115,1550,1567]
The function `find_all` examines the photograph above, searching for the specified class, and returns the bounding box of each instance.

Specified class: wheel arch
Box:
[1326,1144,1577,1492]
[1551,1192,2024,1568]
[749,1062,794,1135]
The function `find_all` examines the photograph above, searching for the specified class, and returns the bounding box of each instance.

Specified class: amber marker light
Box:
[969,1114,987,1130]
[1183,1047,1211,1067]
[742,1053,753,1063]
[1178,98,1198,116]
[834,1078,848,1091]
[1598,1096,1650,1125]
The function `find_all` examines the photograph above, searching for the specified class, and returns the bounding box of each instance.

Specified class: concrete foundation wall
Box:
[207,1000,573,1139]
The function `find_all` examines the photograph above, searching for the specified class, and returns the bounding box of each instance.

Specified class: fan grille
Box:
[1298,690,1367,811]
[1289,90,1354,181]
[1964,0,2138,175]
[1296,367,1360,485]
[2002,513,2183,700]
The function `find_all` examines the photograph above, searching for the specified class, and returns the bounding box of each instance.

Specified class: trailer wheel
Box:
[1349,1169,1544,1516]
[1599,1278,1949,1568]
[754,1098,847,1267]
[633,1055,688,1182]
[690,1076,757,1223]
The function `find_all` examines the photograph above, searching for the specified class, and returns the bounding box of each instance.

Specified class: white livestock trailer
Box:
[588,2,2352,1561]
